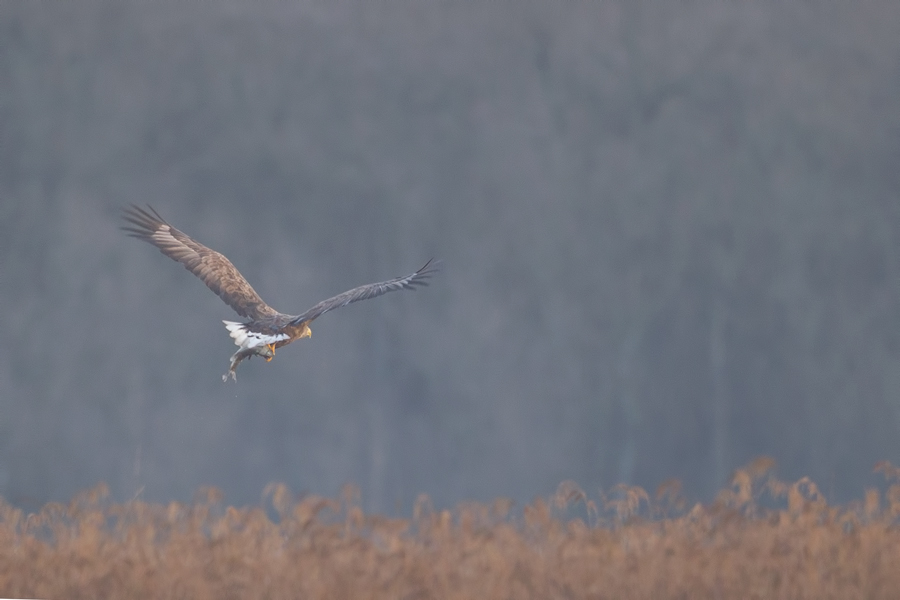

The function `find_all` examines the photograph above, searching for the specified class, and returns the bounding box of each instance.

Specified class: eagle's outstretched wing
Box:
[289,258,441,326]
[121,205,279,320]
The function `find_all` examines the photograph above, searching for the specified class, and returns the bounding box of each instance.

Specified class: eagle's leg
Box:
[265,344,276,361]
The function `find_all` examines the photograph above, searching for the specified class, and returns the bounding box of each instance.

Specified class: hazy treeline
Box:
[1,2,899,512]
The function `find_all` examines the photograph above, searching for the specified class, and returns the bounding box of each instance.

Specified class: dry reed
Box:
[1,458,898,599]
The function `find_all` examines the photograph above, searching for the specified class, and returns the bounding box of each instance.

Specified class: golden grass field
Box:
[1,458,898,599]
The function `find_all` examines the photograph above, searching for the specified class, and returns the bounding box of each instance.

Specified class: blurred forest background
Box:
[1,2,899,514]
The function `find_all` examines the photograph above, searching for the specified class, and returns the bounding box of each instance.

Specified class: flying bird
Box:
[122,205,439,381]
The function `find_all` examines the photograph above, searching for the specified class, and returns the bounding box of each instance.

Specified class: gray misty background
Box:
[2,2,899,513]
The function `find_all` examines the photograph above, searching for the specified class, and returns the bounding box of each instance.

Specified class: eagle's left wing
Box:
[289,258,440,326]
[122,205,279,320]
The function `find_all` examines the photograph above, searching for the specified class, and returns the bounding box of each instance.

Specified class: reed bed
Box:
[1,458,898,599]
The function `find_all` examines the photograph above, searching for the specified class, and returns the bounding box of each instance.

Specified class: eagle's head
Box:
[293,322,312,339]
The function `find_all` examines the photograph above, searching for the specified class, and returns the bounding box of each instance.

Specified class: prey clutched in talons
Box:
[222,344,275,382]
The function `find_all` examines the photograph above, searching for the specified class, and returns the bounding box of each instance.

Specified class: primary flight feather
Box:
[122,205,439,381]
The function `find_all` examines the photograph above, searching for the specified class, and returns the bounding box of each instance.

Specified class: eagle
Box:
[122,205,439,381]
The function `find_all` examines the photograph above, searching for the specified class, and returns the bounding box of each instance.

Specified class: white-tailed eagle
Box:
[122,205,439,381]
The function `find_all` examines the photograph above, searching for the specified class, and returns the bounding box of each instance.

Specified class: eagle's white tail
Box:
[222,321,289,349]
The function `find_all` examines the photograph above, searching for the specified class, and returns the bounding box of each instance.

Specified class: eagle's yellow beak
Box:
[302,327,312,339]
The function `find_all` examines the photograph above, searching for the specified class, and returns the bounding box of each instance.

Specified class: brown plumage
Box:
[122,205,439,381]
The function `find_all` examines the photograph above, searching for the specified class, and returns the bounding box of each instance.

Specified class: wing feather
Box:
[122,205,278,320]
[290,259,441,325]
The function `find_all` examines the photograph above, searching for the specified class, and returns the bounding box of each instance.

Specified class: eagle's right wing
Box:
[289,258,440,326]
[122,205,278,320]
